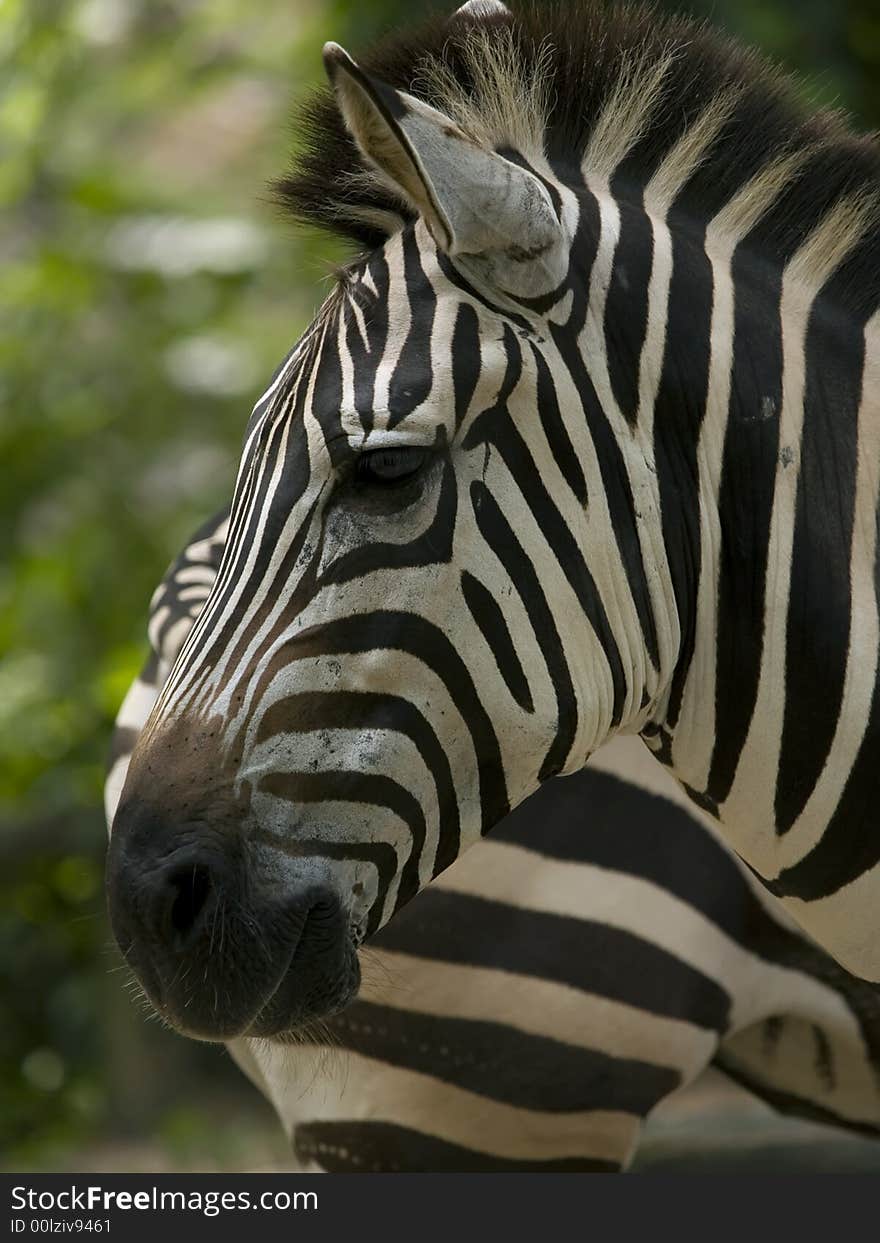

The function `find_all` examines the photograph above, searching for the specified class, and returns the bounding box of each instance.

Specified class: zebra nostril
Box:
[166,862,214,948]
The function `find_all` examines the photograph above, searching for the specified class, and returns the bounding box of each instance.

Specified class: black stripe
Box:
[604,196,652,426]
[374,887,731,1031]
[493,756,880,1085]
[193,391,315,686]
[326,1000,679,1114]
[653,209,713,732]
[774,280,864,834]
[715,1053,880,1141]
[551,197,660,677]
[469,479,578,782]
[494,766,758,942]
[502,769,880,1072]
[530,340,588,507]
[436,251,535,336]
[223,519,325,721]
[256,689,459,903]
[465,324,626,738]
[309,314,348,463]
[451,300,482,429]
[257,611,509,853]
[706,243,783,805]
[294,1120,618,1173]
[261,769,427,918]
[181,449,260,672]
[214,480,321,700]
[345,251,390,434]
[812,1023,835,1090]
[766,471,880,899]
[251,827,397,938]
[769,662,880,901]
[461,570,534,713]
[388,230,437,427]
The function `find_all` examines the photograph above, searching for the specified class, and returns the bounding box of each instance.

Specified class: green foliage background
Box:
[2,0,878,1170]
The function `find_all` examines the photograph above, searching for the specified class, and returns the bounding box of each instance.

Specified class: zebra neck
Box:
[544,183,697,757]
[632,190,880,971]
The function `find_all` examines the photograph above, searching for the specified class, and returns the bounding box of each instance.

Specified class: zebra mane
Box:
[276,0,880,312]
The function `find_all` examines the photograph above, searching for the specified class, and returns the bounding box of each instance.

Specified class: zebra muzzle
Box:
[106,799,360,1040]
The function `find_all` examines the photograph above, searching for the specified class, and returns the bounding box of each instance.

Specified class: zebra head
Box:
[107,7,679,1040]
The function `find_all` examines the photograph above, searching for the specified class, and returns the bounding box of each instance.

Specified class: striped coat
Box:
[107,516,880,1171]
[108,1,880,996]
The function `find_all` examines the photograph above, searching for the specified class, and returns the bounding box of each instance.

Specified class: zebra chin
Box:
[105,796,362,1041]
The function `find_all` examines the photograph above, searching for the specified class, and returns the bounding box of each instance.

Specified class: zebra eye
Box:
[356,446,429,485]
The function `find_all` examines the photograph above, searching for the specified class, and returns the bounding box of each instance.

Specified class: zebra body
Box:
[107,0,880,1060]
[107,514,880,1171]
[238,746,880,1172]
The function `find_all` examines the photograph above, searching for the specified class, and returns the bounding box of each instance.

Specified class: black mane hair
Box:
[274,0,880,313]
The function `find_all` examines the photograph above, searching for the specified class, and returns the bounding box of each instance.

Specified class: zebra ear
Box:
[453,0,511,18]
[322,42,562,274]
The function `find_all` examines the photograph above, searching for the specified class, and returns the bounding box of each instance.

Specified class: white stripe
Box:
[722,212,868,872]
[435,838,864,1035]
[245,1045,641,1166]
[670,152,811,788]
[359,950,715,1073]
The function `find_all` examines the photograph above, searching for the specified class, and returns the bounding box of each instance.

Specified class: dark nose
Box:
[114,846,221,957]
[106,799,358,1039]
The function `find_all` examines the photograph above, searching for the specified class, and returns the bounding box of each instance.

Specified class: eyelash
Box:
[355,446,430,485]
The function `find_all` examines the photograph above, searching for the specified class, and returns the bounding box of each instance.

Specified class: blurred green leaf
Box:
[3,0,877,1170]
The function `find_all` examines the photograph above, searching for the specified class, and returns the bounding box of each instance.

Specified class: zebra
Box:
[107,510,880,1171]
[107,0,880,1061]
